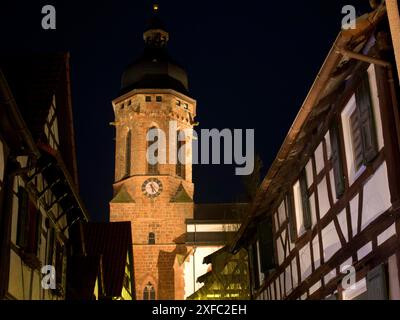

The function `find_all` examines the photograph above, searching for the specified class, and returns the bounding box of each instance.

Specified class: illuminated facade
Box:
[109,8,246,300]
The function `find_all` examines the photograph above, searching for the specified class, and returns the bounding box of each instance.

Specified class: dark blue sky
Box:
[0,0,371,221]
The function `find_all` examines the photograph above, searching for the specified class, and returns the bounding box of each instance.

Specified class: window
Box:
[176,131,186,179]
[183,103,189,110]
[55,240,64,286]
[147,127,159,175]
[128,100,132,106]
[156,96,162,102]
[292,173,312,238]
[16,187,41,255]
[143,282,155,300]
[145,96,152,102]
[47,227,55,266]
[125,130,132,177]
[257,217,275,274]
[341,72,378,185]
[148,232,155,245]
[248,241,260,290]
[330,122,345,198]
[176,100,181,107]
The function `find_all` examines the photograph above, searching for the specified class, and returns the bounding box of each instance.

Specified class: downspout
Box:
[386,0,400,84]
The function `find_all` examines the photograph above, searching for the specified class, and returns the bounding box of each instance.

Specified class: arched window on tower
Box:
[125,130,132,177]
[148,232,155,245]
[176,131,186,179]
[143,282,156,300]
[147,127,159,175]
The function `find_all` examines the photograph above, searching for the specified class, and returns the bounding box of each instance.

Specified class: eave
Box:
[230,4,387,253]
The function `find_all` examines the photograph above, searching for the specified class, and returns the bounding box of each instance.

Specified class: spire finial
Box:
[153,3,159,13]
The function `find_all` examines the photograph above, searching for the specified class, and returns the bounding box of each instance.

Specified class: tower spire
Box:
[143,3,169,47]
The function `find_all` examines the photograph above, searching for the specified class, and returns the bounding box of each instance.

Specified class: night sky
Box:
[0,0,371,221]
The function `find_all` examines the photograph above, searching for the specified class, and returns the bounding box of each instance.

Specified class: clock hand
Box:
[150,184,156,193]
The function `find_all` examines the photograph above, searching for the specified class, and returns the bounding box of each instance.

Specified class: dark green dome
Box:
[120,10,189,96]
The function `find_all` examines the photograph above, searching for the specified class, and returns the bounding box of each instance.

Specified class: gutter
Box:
[229,5,387,253]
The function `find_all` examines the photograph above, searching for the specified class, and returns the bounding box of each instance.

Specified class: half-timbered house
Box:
[0,53,89,300]
[231,4,400,300]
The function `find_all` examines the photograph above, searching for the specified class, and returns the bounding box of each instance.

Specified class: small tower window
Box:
[148,232,155,245]
[147,127,159,175]
[176,100,181,107]
[183,103,189,110]
[143,282,155,300]
[156,96,162,102]
[176,131,186,179]
[145,96,152,102]
[125,130,132,177]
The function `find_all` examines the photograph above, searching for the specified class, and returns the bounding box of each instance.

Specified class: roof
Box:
[0,53,66,141]
[230,5,387,251]
[194,203,249,221]
[0,52,79,186]
[82,222,133,298]
[68,255,103,300]
[120,10,190,96]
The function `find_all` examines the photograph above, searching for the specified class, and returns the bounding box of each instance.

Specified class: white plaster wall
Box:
[305,159,313,188]
[312,236,321,269]
[278,200,286,226]
[285,265,292,295]
[299,243,312,282]
[377,223,396,246]
[361,162,391,231]
[317,178,330,218]
[276,236,284,265]
[321,221,341,262]
[314,142,325,174]
[337,209,348,242]
[291,258,298,288]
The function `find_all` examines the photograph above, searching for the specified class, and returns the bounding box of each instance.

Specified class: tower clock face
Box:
[142,178,163,198]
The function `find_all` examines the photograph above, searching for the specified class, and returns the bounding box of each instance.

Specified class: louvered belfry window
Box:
[176,131,186,179]
[125,130,132,177]
[147,127,159,175]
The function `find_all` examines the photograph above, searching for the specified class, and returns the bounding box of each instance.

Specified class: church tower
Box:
[109,5,196,300]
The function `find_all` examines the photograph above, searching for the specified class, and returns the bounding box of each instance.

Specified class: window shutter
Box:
[47,228,55,266]
[16,187,29,248]
[27,202,38,254]
[247,243,259,290]
[55,241,63,284]
[330,122,345,198]
[257,217,275,272]
[285,193,297,242]
[367,264,388,300]
[300,170,312,230]
[355,72,378,163]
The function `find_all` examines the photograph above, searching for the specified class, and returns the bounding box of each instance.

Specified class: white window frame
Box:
[341,94,366,185]
[293,180,305,237]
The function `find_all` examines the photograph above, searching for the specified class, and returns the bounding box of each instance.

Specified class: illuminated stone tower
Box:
[109,5,196,300]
